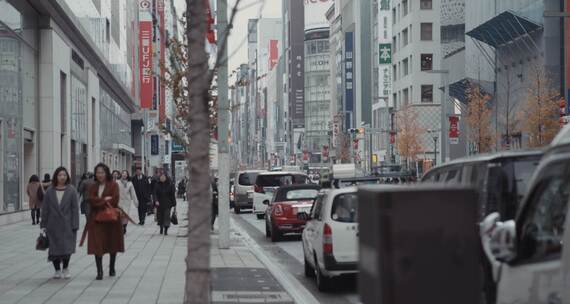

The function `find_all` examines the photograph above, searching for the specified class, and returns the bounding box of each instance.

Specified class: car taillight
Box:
[274,204,283,216]
[323,223,333,254]
[254,184,264,193]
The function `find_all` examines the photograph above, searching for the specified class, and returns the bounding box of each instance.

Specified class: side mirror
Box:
[490,219,517,263]
[262,200,270,205]
[297,212,311,221]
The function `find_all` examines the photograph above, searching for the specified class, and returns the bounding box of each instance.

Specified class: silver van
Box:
[234,170,266,214]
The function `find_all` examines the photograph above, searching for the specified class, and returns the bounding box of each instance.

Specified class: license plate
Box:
[247,192,253,198]
[295,206,311,215]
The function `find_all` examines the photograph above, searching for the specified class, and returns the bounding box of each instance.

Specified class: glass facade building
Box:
[304,30,331,162]
[0,0,38,213]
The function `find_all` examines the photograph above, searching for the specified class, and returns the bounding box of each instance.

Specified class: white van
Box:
[487,125,570,304]
[301,187,359,291]
[252,171,308,219]
[234,170,265,214]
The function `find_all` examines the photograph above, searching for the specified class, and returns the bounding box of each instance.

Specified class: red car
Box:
[265,184,321,242]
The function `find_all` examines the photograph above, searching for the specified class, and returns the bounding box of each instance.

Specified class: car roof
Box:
[321,186,358,197]
[424,149,543,175]
[276,184,321,192]
[258,171,308,176]
[238,170,266,174]
[551,125,570,147]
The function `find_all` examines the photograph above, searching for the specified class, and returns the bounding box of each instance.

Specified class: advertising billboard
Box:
[269,39,279,70]
[289,0,305,128]
[304,0,332,31]
[345,32,354,129]
[138,0,153,109]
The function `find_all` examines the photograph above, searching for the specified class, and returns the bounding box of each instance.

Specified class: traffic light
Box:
[348,128,366,135]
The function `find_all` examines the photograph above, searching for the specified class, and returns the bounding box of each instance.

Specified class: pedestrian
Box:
[177,178,186,200]
[78,173,95,220]
[112,170,121,182]
[132,168,150,225]
[118,170,138,234]
[211,178,219,230]
[40,167,80,279]
[153,172,176,235]
[27,175,42,225]
[85,163,123,280]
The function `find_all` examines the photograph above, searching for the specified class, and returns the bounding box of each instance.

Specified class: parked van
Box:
[422,150,543,303]
[488,125,570,304]
[234,170,266,214]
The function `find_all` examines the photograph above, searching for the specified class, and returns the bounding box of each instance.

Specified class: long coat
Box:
[153,180,176,227]
[40,186,80,259]
[132,175,150,206]
[86,181,124,256]
[26,182,42,209]
[118,180,138,224]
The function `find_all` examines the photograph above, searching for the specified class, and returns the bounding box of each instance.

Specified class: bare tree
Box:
[179,0,242,302]
[466,85,494,153]
[395,105,424,167]
[519,65,561,148]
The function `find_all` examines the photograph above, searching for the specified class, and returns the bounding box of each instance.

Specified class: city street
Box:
[232,212,359,304]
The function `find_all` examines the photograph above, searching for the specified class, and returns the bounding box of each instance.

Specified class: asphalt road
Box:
[232,211,360,304]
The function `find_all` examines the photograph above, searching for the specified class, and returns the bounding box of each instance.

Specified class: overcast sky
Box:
[173,0,282,73]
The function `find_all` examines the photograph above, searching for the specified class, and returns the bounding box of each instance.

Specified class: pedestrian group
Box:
[27,164,179,281]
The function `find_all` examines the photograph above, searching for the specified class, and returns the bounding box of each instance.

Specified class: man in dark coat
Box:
[132,168,150,225]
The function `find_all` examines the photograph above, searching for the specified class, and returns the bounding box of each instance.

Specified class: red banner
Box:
[449,116,459,144]
[390,131,395,144]
[158,0,166,123]
[269,40,279,70]
[139,20,153,108]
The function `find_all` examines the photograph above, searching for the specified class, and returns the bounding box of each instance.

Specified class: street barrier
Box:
[358,185,481,304]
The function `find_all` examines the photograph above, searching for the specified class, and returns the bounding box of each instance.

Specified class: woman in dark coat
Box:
[153,172,176,235]
[85,163,123,280]
[40,167,80,279]
[26,175,42,225]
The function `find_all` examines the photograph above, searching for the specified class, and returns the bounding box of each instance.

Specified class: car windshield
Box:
[238,172,259,186]
[513,159,540,203]
[284,189,319,200]
[257,174,307,187]
[331,193,358,223]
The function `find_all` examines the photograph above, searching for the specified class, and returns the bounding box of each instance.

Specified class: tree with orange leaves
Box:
[395,105,424,166]
[520,65,561,148]
[466,85,494,153]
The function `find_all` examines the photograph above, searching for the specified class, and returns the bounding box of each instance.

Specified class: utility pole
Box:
[217,0,230,249]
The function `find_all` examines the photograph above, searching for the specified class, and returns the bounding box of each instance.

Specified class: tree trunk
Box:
[184,0,211,303]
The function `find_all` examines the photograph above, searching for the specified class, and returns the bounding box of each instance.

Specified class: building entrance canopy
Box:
[466,10,542,48]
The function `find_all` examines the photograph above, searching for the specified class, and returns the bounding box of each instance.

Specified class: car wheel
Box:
[304,255,315,278]
[270,226,281,242]
[234,206,240,214]
[314,254,331,291]
[256,213,265,220]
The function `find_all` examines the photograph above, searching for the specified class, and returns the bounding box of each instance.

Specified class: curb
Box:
[230,218,320,304]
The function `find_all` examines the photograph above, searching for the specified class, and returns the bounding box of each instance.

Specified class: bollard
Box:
[358,185,481,304]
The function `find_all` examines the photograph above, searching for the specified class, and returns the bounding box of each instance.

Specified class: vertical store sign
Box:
[344,32,354,129]
[566,0,570,113]
[449,116,459,144]
[158,0,166,123]
[379,43,392,98]
[290,0,305,128]
[269,40,279,70]
[138,0,153,108]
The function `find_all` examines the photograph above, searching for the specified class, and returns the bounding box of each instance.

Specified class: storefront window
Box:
[0,1,38,213]
[100,88,132,169]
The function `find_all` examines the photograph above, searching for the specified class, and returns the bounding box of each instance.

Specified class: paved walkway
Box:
[0,202,294,304]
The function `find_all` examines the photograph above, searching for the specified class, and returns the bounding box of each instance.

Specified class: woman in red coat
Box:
[86,163,124,280]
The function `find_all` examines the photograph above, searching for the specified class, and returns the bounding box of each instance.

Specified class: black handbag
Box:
[171,210,178,225]
[36,231,49,251]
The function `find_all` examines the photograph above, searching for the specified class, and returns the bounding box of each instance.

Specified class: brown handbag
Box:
[94,202,120,223]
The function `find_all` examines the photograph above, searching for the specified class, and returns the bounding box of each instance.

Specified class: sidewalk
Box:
[0,201,294,304]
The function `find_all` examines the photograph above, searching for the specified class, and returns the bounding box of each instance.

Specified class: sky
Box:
[173,0,282,73]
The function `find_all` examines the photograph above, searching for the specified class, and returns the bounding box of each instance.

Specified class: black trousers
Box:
[31,209,40,223]
[211,206,218,228]
[138,201,147,223]
[52,257,70,271]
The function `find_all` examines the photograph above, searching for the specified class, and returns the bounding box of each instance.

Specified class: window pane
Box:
[421,53,433,71]
[420,0,432,10]
[421,23,433,41]
[421,85,433,103]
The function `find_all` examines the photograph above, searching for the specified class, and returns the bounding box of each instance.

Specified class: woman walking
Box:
[27,175,42,225]
[40,167,80,279]
[118,170,138,234]
[86,163,123,280]
[78,172,95,220]
[153,172,176,235]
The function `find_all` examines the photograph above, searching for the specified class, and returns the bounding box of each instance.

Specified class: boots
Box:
[95,256,103,280]
[109,254,116,277]
[164,227,168,235]
[160,226,164,235]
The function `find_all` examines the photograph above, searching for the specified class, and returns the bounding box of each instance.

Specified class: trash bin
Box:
[358,185,481,304]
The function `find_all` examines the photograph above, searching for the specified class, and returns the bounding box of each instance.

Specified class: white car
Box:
[301,187,358,291]
[234,170,265,214]
[485,125,570,304]
[252,171,308,219]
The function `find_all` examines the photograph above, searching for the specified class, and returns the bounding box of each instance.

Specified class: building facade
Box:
[0,0,138,217]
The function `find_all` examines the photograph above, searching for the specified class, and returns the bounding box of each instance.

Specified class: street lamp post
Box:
[432,136,438,166]
[427,69,450,164]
